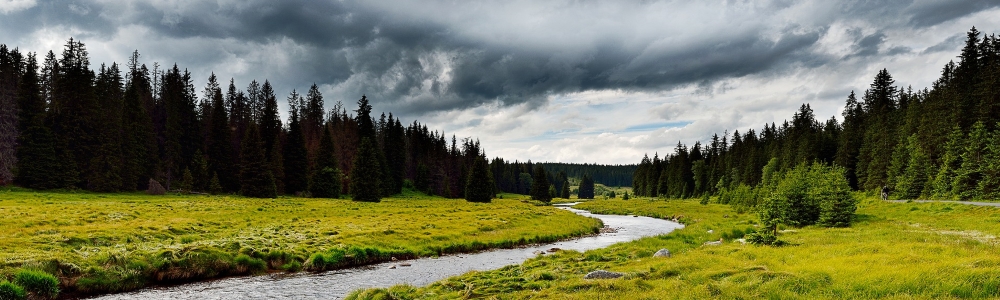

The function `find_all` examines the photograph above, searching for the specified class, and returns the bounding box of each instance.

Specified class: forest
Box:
[0,38,633,200]
[0,38,481,199]
[632,27,1000,201]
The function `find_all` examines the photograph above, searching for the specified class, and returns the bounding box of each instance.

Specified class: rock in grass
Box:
[584,270,624,279]
[653,249,671,258]
[147,178,166,195]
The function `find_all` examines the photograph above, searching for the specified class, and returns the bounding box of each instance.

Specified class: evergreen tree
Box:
[14,52,77,189]
[932,126,965,199]
[813,164,857,228]
[465,154,495,203]
[0,46,20,185]
[121,51,156,191]
[530,165,551,202]
[979,125,1000,199]
[205,75,236,192]
[50,38,98,187]
[561,179,570,198]
[283,91,309,195]
[311,127,341,198]
[87,64,124,192]
[351,138,383,202]
[578,174,595,199]
[895,134,932,199]
[190,150,209,192]
[239,124,277,198]
[953,121,988,200]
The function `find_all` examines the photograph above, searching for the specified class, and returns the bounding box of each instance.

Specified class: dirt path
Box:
[887,199,1000,207]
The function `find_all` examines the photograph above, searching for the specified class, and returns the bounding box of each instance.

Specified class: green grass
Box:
[0,188,601,298]
[351,195,1000,299]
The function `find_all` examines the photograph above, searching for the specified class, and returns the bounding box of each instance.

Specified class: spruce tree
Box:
[239,124,277,198]
[465,154,494,203]
[561,179,570,199]
[283,95,309,195]
[932,126,964,199]
[578,174,595,199]
[0,46,20,185]
[121,51,156,191]
[206,77,236,192]
[978,126,1000,199]
[14,52,77,189]
[530,165,551,202]
[895,134,932,199]
[311,127,341,198]
[953,121,988,200]
[350,138,383,202]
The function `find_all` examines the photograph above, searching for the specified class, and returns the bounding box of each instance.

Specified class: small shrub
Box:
[281,261,302,272]
[699,193,710,205]
[233,254,266,274]
[0,281,26,300]
[304,253,327,271]
[13,269,59,299]
[746,231,783,246]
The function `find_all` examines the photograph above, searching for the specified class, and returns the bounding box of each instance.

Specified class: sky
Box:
[1,0,998,165]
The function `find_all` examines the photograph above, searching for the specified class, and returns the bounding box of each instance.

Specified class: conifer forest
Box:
[632,28,1000,201]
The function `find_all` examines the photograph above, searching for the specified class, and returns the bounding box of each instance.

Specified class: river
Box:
[88,203,683,299]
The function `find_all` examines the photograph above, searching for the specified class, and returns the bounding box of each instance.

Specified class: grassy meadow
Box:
[351,196,1000,299]
[0,188,602,297]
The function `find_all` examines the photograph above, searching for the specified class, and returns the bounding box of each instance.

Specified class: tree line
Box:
[0,38,503,201]
[632,27,1000,201]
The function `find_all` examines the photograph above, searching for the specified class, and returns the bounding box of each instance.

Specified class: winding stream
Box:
[89,203,683,300]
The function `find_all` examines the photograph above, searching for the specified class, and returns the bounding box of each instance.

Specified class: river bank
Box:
[0,189,601,299]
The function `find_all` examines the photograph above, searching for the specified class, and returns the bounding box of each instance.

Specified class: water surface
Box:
[90,203,682,299]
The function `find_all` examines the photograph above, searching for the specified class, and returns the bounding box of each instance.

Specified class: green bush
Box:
[0,281,26,300]
[13,269,59,299]
[305,253,328,271]
[233,254,266,274]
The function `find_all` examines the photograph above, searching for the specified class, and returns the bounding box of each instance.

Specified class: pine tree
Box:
[283,93,309,195]
[932,126,965,199]
[208,172,223,195]
[311,127,341,198]
[206,76,236,192]
[239,124,277,198]
[530,165,551,202]
[579,174,595,199]
[14,51,77,189]
[178,167,193,191]
[87,64,124,192]
[561,179,570,199]
[350,138,383,202]
[465,154,495,203]
[121,51,156,191]
[895,134,932,199]
[0,46,20,185]
[978,125,1000,199]
[269,139,285,195]
[953,121,988,200]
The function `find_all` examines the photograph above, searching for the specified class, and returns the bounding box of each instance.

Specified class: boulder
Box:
[653,249,671,258]
[584,270,624,279]
[147,179,166,195]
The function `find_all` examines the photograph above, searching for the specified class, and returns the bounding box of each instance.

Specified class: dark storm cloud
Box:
[1,0,996,116]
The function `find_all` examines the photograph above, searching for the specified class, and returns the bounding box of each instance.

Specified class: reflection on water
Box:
[90,203,683,300]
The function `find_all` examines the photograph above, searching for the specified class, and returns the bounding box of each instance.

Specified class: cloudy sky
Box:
[1,0,998,164]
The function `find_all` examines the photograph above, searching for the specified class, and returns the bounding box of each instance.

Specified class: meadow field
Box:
[351,196,1000,299]
[0,188,601,298]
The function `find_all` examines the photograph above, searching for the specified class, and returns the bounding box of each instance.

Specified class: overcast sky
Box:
[1,0,998,164]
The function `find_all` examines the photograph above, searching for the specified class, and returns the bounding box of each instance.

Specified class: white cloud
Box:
[0,0,35,14]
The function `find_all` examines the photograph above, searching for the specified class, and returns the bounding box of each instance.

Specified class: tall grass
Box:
[0,189,601,297]
[352,196,1000,299]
